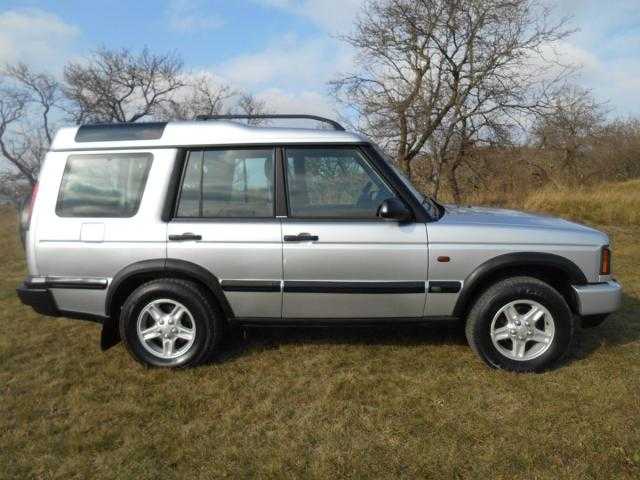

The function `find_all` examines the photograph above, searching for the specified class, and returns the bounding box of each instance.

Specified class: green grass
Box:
[1,202,639,479]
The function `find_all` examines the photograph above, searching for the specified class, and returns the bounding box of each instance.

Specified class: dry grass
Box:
[1,189,639,479]
[524,179,640,226]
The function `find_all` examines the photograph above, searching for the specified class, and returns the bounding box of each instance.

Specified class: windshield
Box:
[371,143,443,220]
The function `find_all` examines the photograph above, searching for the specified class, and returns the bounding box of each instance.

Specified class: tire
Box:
[581,314,609,329]
[465,276,575,373]
[119,278,223,368]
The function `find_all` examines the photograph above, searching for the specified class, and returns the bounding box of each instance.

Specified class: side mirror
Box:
[377,198,412,222]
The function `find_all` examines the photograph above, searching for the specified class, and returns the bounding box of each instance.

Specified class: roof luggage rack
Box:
[195,114,345,131]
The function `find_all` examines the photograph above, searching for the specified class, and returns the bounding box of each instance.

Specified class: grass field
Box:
[1,187,639,479]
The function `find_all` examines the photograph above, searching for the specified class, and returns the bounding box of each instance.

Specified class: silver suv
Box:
[16,115,622,372]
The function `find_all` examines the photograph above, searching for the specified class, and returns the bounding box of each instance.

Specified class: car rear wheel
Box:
[465,276,575,373]
[119,278,223,368]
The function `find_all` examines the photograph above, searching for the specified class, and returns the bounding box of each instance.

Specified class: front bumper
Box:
[572,280,622,316]
[16,282,60,317]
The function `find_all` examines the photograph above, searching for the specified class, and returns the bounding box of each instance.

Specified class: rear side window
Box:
[176,148,275,218]
[57,153,152,218]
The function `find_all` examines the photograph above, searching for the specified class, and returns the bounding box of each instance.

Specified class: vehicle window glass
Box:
[285,147,395,218]
[57,153,152,218]
[176,148,274,218]
[176,151,202,217]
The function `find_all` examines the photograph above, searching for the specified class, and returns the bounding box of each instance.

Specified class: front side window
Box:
[176,148,275,218]
[285,147,395,218]
[57,153,152,217]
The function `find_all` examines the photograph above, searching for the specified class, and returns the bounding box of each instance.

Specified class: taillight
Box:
[600,246,611,275]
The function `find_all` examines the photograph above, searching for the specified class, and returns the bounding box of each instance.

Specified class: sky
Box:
[1,0,640,118]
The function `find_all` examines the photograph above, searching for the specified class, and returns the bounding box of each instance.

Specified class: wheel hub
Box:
[490,299,556,362]
[136,299,196,360]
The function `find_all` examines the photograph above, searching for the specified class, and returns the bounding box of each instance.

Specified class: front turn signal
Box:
[600,246,611,275]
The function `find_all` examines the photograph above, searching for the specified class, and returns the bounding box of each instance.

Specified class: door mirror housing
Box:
[377,198,412,222]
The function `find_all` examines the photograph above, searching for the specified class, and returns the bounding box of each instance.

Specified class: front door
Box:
[281,146,428,319]
[167,147,282,318]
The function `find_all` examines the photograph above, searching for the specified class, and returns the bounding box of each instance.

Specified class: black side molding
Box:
[283,281,425,294]
[221,281,281,292]
[428,281,462,294]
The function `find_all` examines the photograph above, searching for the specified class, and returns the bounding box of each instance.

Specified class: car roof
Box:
[49,120,368,151]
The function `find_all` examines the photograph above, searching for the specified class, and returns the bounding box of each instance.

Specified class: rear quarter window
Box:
[56,153,152,218]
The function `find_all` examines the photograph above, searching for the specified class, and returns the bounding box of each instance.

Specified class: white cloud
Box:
[254,0,364,33]
[217,34,354,91]
[250,0,640,116]
[165,0,224,32]
[0,9,80,69]
[553,42,601,73]
[255,88,337,116]
[549,0,640,114]
[169,70,339,117]
[205,32,356,117]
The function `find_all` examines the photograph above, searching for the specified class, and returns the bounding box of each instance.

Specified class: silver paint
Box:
[572,281,622,316]
[26,123,621,322]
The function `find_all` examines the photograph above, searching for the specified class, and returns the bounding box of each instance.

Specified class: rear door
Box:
[167,147,282,319]
[281,146,428,319]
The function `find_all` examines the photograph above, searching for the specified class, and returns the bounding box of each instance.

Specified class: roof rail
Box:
[195,114,345,131]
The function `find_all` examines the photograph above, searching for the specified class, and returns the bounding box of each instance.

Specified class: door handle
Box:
[169,233,202,241]
[284,233,319,242]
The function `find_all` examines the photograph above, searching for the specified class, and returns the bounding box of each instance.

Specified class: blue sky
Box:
[1,0,640,117]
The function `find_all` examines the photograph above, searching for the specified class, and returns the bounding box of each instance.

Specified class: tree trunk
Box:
[447,163,462,204]
[398,154,413,180]
[431,160,442,200]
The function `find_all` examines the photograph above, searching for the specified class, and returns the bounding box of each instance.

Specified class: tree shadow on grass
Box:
[215,292,640,367]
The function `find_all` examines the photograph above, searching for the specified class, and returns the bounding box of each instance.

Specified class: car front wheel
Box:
[465,276,575,372]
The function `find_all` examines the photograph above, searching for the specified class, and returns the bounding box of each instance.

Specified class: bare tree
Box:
[596,118,640,180]
[532,85,607,178]
[428,106,512,201]
[64,47,186,123]
[160,74,235,120]
[332,0,574,185]
[158,77,269,123]
[0,63,61,189]
[0,49,274,203]
[232,93,269,125]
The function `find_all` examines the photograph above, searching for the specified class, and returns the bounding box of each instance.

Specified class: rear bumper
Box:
[16,279,106,323]
[572,280,622,316]
[16,283,60,317]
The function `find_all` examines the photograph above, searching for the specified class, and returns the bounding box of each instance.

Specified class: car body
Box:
[16,116,622,371]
